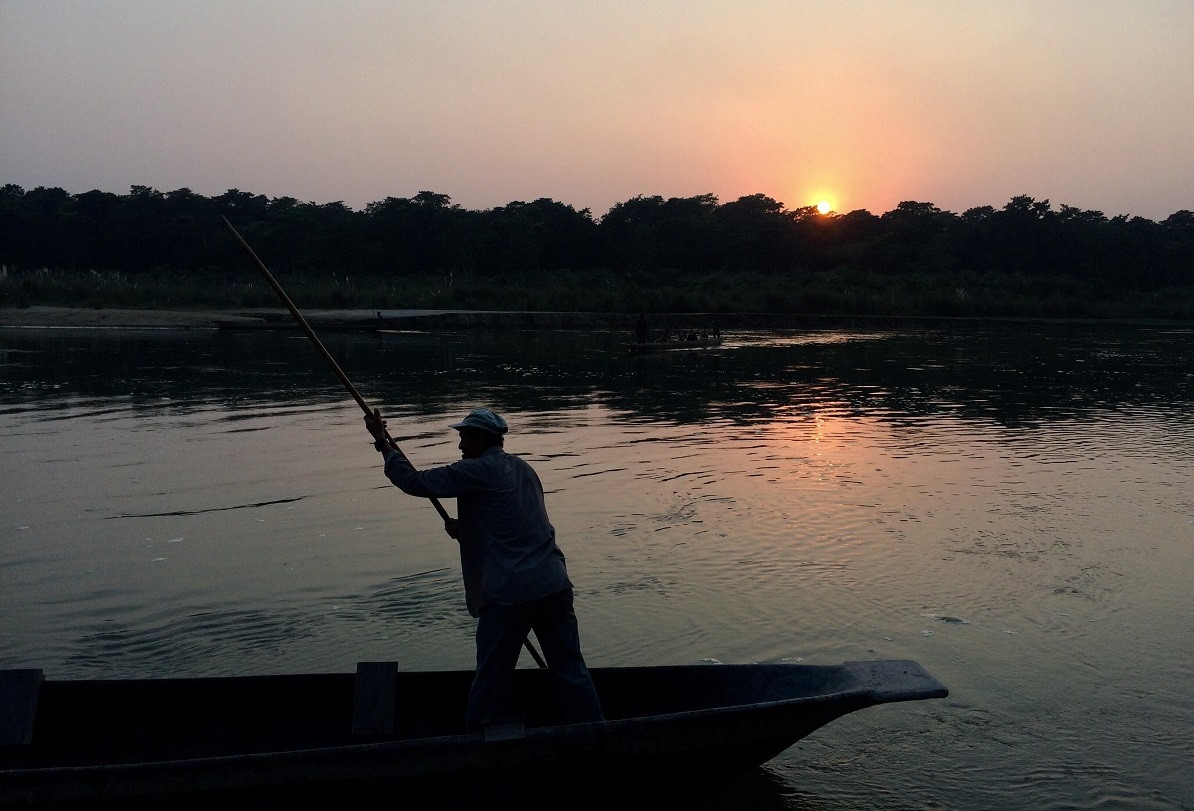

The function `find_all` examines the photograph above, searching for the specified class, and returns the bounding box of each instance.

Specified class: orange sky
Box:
[2,1,1192,220]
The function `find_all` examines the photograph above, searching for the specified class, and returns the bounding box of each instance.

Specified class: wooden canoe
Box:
[0,659,947,808]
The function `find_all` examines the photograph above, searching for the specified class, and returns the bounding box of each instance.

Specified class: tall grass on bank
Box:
[2,265,1193,322]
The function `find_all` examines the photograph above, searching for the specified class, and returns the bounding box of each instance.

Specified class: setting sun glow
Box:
[816,201,832,215]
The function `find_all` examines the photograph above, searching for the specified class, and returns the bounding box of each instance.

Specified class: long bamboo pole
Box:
[221,216,548,670]
[220,218,447,515]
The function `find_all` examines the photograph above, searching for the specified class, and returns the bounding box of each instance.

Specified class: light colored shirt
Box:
[381,445,571,617]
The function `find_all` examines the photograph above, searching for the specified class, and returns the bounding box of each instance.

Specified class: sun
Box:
[816,200,832,215]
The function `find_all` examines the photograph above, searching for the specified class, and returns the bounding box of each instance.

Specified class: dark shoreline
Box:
[2,305,1191,332]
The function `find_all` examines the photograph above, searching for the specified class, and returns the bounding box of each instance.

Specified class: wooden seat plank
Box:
[352,661,397,736]
[0,668,44,745]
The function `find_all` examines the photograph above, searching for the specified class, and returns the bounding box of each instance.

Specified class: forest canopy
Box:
[2,184,1192,319]
[2,183,1191,281]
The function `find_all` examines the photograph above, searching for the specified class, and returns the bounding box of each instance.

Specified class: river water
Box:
[1,321,1191,809]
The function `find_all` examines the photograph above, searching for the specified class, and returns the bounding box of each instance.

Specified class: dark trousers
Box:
[467,588,604,731]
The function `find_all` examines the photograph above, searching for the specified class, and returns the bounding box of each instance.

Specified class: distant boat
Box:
[628,335,723,353]
[0,659,946,807]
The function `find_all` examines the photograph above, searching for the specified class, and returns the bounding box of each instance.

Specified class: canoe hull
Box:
[1,660,947,807]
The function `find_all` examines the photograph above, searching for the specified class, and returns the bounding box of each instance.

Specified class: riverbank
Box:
[2,305,1191,332]
[0,307,816,331]
[0,306,642,330]
[0,306,237,329]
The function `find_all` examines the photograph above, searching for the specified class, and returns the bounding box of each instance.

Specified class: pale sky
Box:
[3,1,1192,220]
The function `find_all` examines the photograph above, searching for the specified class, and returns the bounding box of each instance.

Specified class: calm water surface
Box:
[1,321,1191,810]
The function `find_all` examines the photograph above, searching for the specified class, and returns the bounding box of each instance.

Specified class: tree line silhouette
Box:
[2,183,1192,291]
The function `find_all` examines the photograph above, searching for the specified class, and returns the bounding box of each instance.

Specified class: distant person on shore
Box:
[635,312,649,344]
[364,406,605,733]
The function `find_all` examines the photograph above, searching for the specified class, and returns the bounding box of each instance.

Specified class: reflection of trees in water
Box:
[2,325,1192,428]
[603,326,1194,428]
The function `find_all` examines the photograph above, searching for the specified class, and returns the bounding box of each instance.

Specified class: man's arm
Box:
[364,410,461,540]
